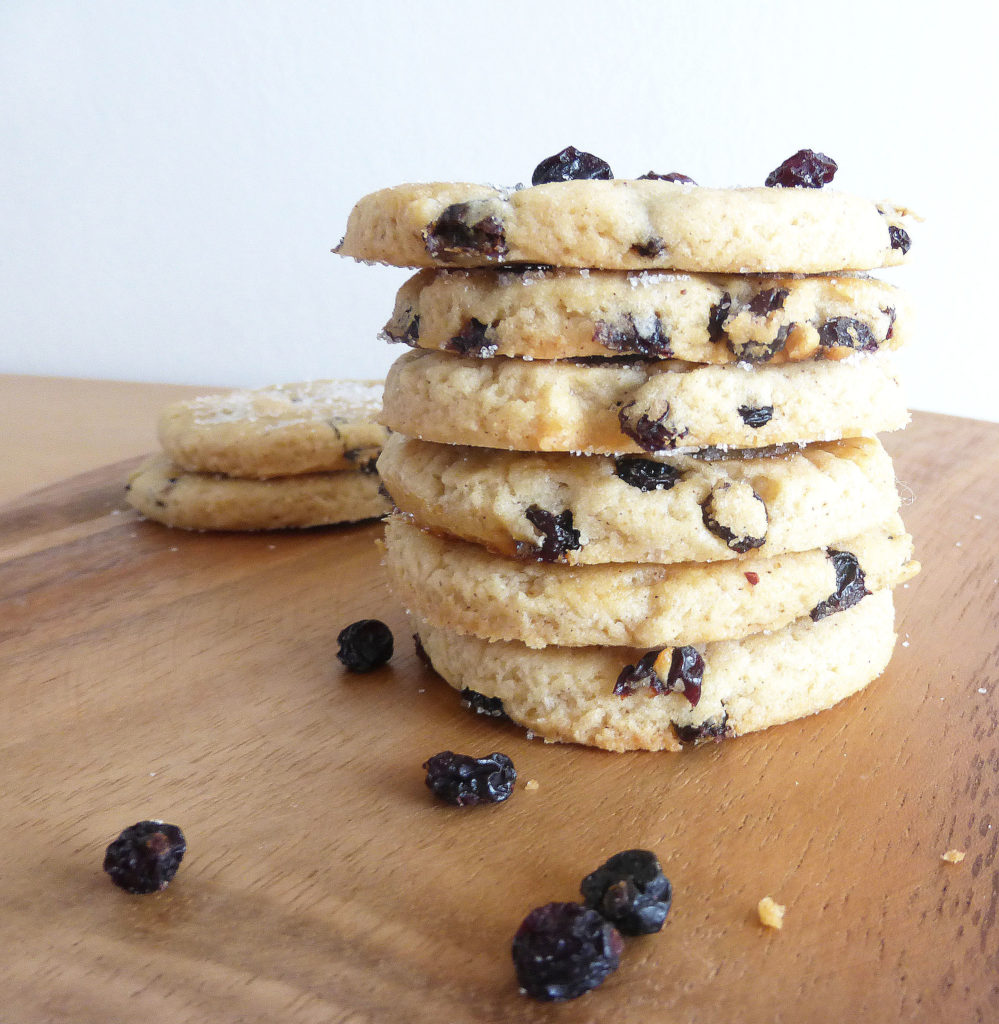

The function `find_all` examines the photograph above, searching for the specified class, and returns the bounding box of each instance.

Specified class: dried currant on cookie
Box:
[613,649,664,697]
[701,481,768,553]
[425,202,507,260]
[103,820,186,894]
[593,315,672,358]
[580,849,672,935]
[618,404,689,451]
[818,317,877,354]
[765,149,838,188]
[460,687,509,720]
[638,170,697,184]
[888,224,911,253]
[738,404,774,427]
[337,619,394,672]
[532,146,613,185]
[512,902,624,1001]
[445,317,498,358]
[613,456,682,491]
[522,506,581,562]
[809,549,869,620]
[707,291,733,344]
[675,712,730,744]
[423,750,516,806]
[614,646,703,706]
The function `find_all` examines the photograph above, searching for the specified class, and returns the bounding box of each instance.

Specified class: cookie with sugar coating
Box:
[126,454,390,531]
[377,434,901,566]
[336,178,913,273]
[158,380,387,479]
[413,589,898,752]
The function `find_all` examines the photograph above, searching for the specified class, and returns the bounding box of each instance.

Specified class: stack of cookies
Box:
[336,147,919,751]
[126,380,391,531]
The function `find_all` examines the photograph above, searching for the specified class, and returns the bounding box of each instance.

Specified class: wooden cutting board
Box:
[1,410,997,1023]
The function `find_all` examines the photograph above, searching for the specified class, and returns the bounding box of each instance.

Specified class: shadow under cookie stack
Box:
[338,147,920,752]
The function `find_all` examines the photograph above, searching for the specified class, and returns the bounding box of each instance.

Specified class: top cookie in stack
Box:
[336,147,919,752]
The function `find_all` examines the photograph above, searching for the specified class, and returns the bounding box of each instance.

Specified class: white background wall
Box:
[2,0,996,421]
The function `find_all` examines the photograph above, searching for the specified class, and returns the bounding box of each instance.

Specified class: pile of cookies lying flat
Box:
[337,147,920,751]
[126,380,391,531]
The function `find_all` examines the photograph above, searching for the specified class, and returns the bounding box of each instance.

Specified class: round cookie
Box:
[125,454,390,531]
[413,589,897,752]
[383,514,918,649]
[384,267,909,363]
[158,380,387,479]
[382,349,908,454]
[336,179,914,273]
[377,434,900,566]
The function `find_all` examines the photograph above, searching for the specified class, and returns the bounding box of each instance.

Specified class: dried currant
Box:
[764,149,838,188]
[707,292,732,343]
[675,712,730,744]
[522,506,581,562]
[593,315,673,358]
[618,404,689,451]
[383,311,420,345]
[631,236,667,258]
[512,902,624,1001]
[532,146,613,185]
[613,456,682,491]
[614,646,703,705]
[460,687,509,720]
[337,619,394,672]
[423,750,516,806]
[638,171,697,184]
[425,203,507,260]
[748,287,789,316]
[738,404,774,428]
[818,317,877,353]
[701,482,768,554]
[881,306,897,340]
[888,224,911,253]
[103,820,186,894]
[810,549,869,620]
[613,648,664,697]
[580,849,672,935]
[445,317,498,358]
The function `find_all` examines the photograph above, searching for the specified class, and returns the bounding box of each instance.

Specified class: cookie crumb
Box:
[941,849,966,864]
[524,779,540,792]
[757,896,785,929]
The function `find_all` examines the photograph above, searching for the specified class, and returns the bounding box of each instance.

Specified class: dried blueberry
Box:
[707,292,732,343]
[512,902,623,1001]
[618,404,689,451]
[613,456,681,491]
[765,149,838,188]
[818,317,877,353]
[532,146,613,185]
[638,171,697,184]
[460,687,509,720]
[522,506,581,562]
[423,751,516,806]
[738,404,774,428]
[580,849,672,935]
[425,203,507,260]
[889,224,911,253]
[593,315,673,358]
[810,549,869,620]
[445,317,498,358]
[337,619,394,672]
[103,820,186,894]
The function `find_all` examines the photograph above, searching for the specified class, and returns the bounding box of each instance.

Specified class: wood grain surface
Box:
[1,410,997,1023]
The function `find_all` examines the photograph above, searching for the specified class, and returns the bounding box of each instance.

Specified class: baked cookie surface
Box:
[377,434,900,566]
[384,515,918,649]
[414,588,897,752]
[382,349,908,454]
[158,380,386,478]
[336,179,913,273]
[385,268,909,363]
[125,454,390,531]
